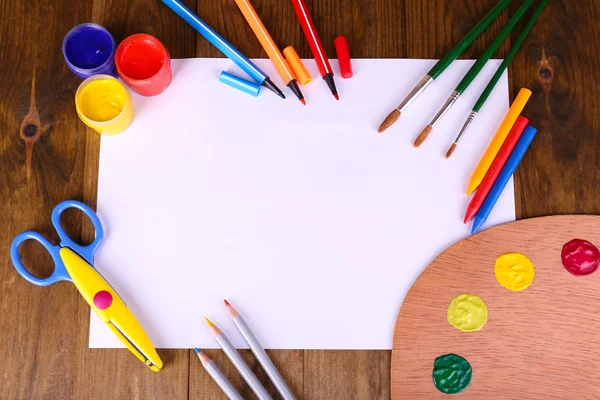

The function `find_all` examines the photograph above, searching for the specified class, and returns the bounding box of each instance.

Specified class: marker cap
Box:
[219,71,261,97]
[334,36,353,78]
[283,46,312,85]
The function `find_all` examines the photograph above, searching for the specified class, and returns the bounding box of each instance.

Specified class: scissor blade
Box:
[107,321,162,372]
[58,248,162,371]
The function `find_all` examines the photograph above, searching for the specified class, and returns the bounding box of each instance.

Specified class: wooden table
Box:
[1,0,598,398]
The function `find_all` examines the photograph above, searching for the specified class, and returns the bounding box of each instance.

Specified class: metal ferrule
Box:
[397,75,434,112]
[454,110,478,144]
[429,90,461,127]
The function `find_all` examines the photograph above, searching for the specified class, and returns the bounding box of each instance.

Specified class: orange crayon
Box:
[234,0,305,104]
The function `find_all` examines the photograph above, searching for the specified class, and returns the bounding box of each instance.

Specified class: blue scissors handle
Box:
[10,200,104,286]
[10,231,70,286]
[51,200,104,265]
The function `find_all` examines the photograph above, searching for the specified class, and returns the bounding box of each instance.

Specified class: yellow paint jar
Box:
[75,74,133,135]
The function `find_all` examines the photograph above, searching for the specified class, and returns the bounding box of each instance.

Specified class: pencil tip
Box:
[377,109,401,133]
[414,125,433,148]
[204,317,213,327]
[445,143,457,159]
[334,93,339,101]
[300,98,306,105]
[224,299,230,307]
[194,347,200,354]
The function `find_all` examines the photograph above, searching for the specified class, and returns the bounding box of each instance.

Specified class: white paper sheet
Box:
[90,58,515,350]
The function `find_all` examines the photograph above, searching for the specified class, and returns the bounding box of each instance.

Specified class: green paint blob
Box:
[432,354,472,394]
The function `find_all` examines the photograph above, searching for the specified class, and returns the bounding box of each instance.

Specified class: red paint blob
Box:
[93,290,113,310]
[561,239,600,276]
[115,34,171,96]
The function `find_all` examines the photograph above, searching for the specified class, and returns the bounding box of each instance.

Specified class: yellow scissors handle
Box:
[60,248,163,371]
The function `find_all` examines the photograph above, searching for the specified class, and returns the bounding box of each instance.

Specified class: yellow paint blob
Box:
[75,74,132,135]
[447,294,488,332]
[495,252,534,291]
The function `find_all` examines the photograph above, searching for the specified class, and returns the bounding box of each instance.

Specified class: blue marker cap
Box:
[219,71,261,97]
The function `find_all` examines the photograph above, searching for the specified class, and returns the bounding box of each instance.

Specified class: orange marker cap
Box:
[283,46,312,86]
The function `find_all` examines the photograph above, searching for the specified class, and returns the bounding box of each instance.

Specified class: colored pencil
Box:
[464,116,529,223]
[160,0,285,99]
[290,0,339,100]
[413,0,534,147]
[234,0,305,104]
[194,348,244,400]
[225,300,296,400]
[377,0,513,133]
[471,125,537,233]
[446,0,548,158]
[467,88,532,195]
[205,318,273,400]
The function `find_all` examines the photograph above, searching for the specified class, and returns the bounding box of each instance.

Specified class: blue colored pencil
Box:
[161,0,285,99]
[472,125,538,234]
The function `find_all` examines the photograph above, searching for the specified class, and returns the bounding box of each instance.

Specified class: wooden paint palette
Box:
[392,215,600,399]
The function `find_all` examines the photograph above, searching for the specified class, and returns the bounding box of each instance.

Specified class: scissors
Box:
[10,200,163,372]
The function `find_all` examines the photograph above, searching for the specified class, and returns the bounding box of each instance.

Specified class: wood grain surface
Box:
[392,215,600,399]
[0,0,598,398]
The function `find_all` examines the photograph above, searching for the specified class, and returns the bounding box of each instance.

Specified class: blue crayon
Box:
[472,125,538,234]
[161,0,285,99]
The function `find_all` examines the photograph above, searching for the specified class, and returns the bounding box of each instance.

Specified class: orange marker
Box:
[234,0,305,104]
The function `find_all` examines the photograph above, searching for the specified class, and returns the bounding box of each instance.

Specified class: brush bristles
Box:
[445,143,457,159]
[377,109,401,133]
[413,125,433,147]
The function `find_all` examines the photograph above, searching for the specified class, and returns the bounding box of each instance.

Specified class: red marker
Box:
[464,116,529,223]
[290,0,338,99]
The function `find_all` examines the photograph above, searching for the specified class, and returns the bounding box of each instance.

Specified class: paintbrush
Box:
[377,0,513,133]
[412,0,534,148]
[445,0,548,158]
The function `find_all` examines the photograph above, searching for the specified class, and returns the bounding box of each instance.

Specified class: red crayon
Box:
[290,0,339,99]
[464,116,529,223]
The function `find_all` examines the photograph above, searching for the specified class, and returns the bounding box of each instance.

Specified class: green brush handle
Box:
[427,0,514,79]
[455,0,535,94]
[473,0,548,112]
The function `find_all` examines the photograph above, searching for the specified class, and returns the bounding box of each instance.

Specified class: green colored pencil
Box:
[413,0,535,148]
[446,0,548,158]
[377,0,514,133]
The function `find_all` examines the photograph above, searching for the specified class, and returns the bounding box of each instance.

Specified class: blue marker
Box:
[472,125,538,234]
[161,0,285,99]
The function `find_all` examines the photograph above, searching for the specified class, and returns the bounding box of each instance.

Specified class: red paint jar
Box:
[115,33,172,96]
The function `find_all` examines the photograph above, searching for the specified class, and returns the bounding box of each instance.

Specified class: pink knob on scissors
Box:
[93,290,113,310]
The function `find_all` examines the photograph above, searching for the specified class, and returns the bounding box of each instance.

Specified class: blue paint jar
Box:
[62,23,117,79]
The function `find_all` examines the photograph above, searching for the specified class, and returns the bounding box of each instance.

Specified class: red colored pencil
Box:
[464,116,529,223]
[290,0,339,100]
